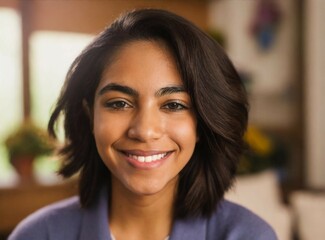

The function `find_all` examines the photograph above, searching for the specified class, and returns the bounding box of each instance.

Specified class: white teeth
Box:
[144,156,152,162]
[128,153,167,163]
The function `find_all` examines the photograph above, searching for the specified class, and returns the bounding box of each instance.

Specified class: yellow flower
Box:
[244,126,273,156]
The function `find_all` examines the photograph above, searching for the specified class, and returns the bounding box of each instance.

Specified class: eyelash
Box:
[162,101,188,111]
[104,100,132,110]
[104,100,188,111]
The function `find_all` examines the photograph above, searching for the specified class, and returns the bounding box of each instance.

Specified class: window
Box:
[0,8,93,185]
[30,31,93,127]
[29,31,93,183]
[0,8,23,186]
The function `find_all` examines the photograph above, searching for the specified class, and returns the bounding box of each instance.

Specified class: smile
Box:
[126,153,168,163]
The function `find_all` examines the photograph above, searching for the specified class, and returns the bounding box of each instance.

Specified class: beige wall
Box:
[208,0,303,186]
[17,0,208,34]
[208,0,299,130]
[208,0,325,188]
[305,0,325,188]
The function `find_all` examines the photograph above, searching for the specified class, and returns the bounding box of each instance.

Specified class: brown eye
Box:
[162,101,187,111]
[105,100,132,110]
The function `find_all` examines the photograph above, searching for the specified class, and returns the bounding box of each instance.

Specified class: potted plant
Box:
[238,125,288,177]
[4,121,56,184]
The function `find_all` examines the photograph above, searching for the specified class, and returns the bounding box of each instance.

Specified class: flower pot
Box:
[10,155,35,185]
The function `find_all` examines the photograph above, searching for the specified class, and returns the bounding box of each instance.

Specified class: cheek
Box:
[172,116,197,153]
[93,121,109,163]
[93,110,118,155]
[93,115,121,173]
[93,111,108,147]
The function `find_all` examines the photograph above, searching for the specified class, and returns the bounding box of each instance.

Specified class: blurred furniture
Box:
[225,170,293,240]
[0,180,77,235]
[290,191,325,240]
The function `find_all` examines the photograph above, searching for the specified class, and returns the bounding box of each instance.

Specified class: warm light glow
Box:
[0,8,23,186]
[29,31,94,183]
[30,31,94,127]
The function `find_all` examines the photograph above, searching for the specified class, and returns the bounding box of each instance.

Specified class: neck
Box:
[109,177,177,240]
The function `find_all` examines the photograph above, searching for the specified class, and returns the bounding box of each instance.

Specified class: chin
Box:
[125,177,178,197]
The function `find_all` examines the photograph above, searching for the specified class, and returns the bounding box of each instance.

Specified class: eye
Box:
[104,100,132,110]
[162,101,188,111]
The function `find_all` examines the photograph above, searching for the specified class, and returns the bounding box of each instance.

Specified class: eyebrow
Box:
[155,85,186,97]
[98,83,139,97]
[98,83,186,97]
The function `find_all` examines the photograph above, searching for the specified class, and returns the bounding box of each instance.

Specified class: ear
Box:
[82,99,94,130]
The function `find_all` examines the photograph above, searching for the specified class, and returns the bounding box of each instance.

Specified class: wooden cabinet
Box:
[0,180,77,235]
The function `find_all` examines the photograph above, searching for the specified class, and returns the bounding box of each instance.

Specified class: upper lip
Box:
[119,149,172,156]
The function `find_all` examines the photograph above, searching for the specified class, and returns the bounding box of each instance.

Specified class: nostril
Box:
[127,125,163,142]
[126,109,164,141]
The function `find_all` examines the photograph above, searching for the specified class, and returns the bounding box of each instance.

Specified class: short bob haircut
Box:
[48,8,248,219]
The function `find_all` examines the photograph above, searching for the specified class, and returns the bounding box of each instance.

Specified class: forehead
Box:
[98,40,183,91]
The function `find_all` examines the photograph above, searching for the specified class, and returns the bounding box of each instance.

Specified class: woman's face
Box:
[93,41,197,197]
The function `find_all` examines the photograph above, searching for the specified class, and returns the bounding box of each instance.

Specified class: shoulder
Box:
[8,196,82,240]
[207,200,278,240]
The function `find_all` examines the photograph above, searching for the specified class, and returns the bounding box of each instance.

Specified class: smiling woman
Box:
[93,41,197,204]
[9,9,277,240]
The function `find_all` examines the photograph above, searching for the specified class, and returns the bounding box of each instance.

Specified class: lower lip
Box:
[123,152,171,170]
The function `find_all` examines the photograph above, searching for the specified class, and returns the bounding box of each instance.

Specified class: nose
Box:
[127,107,164,142]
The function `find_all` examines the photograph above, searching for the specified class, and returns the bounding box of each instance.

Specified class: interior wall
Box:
[24,0,208,34]
[208,0,299,130]
[208,0,302,187]
[0,0,19,8]
[305,0,325,188]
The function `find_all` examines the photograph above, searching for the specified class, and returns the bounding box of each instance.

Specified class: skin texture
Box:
[92,41,197,239]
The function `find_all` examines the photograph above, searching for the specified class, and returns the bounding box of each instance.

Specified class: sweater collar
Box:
[79,187,207,240]
[80,187,111,240]
[169,215,207,240]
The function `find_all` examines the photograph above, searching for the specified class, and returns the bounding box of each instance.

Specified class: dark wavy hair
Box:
[48,8,248,219]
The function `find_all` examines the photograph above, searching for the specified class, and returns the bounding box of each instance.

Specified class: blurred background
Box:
[0,0,324,239]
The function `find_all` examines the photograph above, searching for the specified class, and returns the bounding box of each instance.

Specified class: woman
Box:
[9,9,277,240]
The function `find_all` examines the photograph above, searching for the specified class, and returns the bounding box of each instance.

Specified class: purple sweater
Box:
[9,188,277,240]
